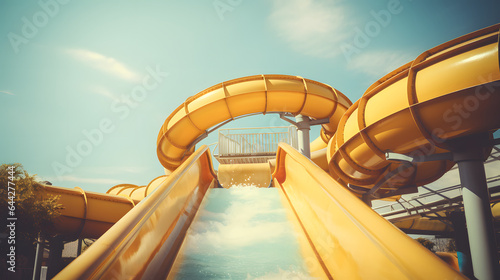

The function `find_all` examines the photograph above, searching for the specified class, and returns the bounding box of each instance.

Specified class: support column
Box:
[455,146,499,280]
[386,134,499,279]
[361,194,372,207]
[77,238,82,256]
[47,236,64,279]
[32,233,45,280]
[295,114,311,158]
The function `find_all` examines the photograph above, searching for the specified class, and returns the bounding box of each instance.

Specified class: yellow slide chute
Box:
[273,143,464,279]
[55,144,465,279]
[328,24,500,194]
[106,175,168,200]
[51,24,500,279]
[47,24,500,239]
[40,185,138,239]
[54,146,217,279]
[156,74,352,172]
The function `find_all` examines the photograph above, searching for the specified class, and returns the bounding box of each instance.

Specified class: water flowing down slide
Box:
[52,24,500,279]
[168,186,319,279]
[54,144,463,279]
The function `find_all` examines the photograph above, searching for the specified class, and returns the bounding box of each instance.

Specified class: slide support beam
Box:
[32,233,45,280]
[47,236,64,279]
[455,146,499,280]
[386,136,500,280]
[295,114,311,158]
[279,113,329,158]
[77,238,83,256]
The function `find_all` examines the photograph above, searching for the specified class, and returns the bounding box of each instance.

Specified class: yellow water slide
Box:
[52,24,500,279]
[38,175,171,239]
[328,24,500,196]
[54,143,464,279]
[273,143,463,279]
[54,146,217,279]
[39,74,356,239]
[156,74,352,172]
[40,185,139,239]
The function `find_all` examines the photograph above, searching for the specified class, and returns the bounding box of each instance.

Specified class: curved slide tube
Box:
[51,25,500,279]
[106,184,145,200]
[106,175,168,201]
[54,146,217,279]
[40,176,171,239]
[157,74,352,172]
[328,24,500,193]
[273,143,464,279]
[41,185,138,239]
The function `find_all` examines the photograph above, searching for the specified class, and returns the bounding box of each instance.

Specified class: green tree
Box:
[0,163,62,243]
[0,163,62,279]
[416,237,436,252]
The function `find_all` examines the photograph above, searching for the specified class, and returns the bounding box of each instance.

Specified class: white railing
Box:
[218,126,298,157]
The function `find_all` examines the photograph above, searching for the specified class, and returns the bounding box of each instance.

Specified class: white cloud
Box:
[348,51,414,77]
[0,90,15,95]
[66,49,141,82]
[269,0,353,58]
[268,0,416,79]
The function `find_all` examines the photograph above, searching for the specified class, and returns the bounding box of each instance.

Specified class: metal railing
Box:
[218,126,298,157]
[374,145,500,220]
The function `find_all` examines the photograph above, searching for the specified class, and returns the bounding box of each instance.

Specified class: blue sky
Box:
[1,0,500,193]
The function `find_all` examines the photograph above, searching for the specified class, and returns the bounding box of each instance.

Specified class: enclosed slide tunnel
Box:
[51,24,500,279]
[328,23,500,197]
[38,176,170,239]
[156,74,352,172]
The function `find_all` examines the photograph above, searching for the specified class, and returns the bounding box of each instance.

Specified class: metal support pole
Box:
[386,134,500,278]
[295,114,311,158]
[361,194,372,207]
[455,147,499,280]
[47,236,64,279]
[32,233,44,280]
[77,238,82,256]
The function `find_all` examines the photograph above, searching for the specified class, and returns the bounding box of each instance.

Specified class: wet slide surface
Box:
[54,145,465,279]
[170,187,313,279]
[273,143,464,279]
[54,144,465,279]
